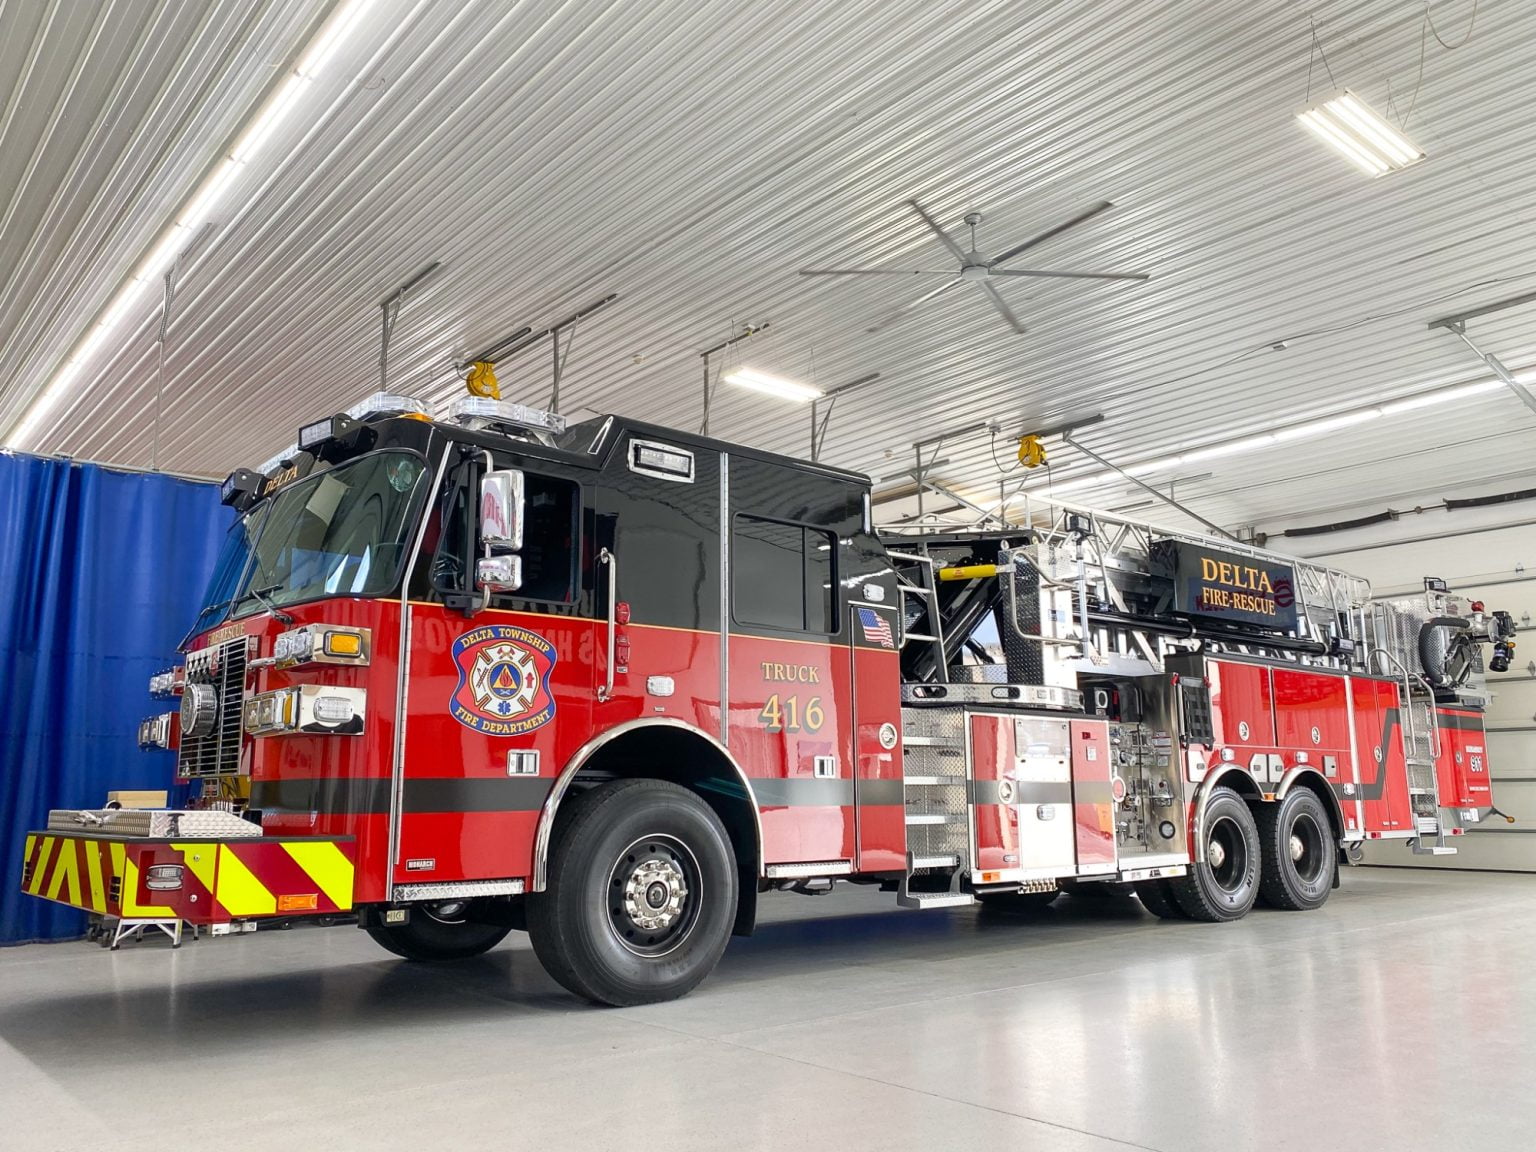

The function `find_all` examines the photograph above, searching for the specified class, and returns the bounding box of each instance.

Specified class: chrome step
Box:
[897,892,976,910]
[909,854,961,870]
[903,774,961,787]
[901,736,963,749]
[905,813,966,826]
[1412,843,1458,856]
[1415,816,1442,834]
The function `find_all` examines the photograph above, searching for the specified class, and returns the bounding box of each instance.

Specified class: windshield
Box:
[191,451,429,634]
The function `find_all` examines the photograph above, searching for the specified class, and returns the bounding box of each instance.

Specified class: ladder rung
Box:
[904,631,939,642]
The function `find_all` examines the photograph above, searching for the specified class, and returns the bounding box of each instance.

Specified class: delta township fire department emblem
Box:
[449,624,558,736]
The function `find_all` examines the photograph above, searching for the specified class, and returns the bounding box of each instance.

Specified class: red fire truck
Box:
[21,392,1516,1004]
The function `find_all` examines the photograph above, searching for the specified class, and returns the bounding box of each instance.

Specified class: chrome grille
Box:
[178,636,250,778]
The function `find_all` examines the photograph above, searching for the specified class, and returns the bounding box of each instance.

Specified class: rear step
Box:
[898,891,976,910]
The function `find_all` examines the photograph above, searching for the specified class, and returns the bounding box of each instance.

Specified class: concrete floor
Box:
[0,869,1531,1152]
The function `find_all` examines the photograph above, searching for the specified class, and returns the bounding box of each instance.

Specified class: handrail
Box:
[1004,552,1085,650]
[1367,648,1442,761]
[597,548,616,702]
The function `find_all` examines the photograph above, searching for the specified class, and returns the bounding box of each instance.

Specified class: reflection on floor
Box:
[1,868,1531,1151]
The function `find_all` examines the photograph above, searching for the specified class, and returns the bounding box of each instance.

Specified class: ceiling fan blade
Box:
[989,200,1115,267]
[976,280,1026,335]
[906,200,968,263]
[989,268,1150,282]
[865,278,962,332]
[800,268,961,276]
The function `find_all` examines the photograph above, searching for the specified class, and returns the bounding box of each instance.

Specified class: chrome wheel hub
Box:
[1207,837,1227,870]
[1290,833,1306,863]
[622,856,688,933]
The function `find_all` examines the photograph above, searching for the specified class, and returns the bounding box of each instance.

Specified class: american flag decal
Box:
[857,607,895,649]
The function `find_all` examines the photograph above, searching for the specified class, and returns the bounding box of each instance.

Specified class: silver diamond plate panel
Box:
[393,879,526,901]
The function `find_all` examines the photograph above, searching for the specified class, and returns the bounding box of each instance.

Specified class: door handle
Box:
[598,547,616,702]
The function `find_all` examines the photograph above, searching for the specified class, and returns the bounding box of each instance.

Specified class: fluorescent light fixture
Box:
[1297,91,1424,177]
[994,372,1531,509]
[4,0,377,451]
[723,367,824,403]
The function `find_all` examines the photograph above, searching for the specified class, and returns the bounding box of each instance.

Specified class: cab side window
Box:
[732,514,835,634]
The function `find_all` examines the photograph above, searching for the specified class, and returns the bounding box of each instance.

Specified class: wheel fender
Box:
[1274,766,1349,845]
[1190,763,1261,864]
[533,717,763,892]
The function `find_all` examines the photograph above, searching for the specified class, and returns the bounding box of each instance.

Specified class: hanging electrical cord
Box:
[1426,0,1479,49]
[1395,0,1479,129]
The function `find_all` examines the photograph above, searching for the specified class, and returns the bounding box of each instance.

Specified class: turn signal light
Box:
[324,632,362,657]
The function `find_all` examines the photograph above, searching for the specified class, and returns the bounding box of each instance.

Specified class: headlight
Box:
[271,625,371,668]
[244,685,366,736]
[137,713,176,750]
[148,669,182,697]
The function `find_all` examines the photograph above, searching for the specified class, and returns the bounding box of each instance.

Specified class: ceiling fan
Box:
[799,199,1149,334]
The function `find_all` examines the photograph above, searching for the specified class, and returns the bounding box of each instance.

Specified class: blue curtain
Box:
[0,453,231,944]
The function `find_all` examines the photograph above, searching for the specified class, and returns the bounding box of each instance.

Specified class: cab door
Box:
[395,452,595,889]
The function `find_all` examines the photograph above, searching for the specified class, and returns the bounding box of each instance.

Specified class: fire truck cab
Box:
[22,393,1516,1005]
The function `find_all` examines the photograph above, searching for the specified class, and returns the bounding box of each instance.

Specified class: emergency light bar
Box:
[449,396,568,434]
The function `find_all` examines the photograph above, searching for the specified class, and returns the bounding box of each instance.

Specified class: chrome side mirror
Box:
[480,469,525,552]
[477,554,523,593]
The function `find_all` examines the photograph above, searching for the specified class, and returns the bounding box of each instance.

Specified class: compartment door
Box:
[972,714,1075,879]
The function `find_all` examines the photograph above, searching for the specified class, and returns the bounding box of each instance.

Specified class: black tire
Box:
[975,889,1059,913]
[366,901,511,960]
[1169,786,1261,922]
[1135,878,1188,920]
[527,779,737,1006]
[1255,788,1336,910]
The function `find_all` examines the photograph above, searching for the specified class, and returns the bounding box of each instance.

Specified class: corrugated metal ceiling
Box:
[3,0,1531,540]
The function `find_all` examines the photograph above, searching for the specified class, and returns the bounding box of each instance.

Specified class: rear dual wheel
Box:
[976,889,1060,913]
[1167,786,1261,922]
[1255,787,1336,910]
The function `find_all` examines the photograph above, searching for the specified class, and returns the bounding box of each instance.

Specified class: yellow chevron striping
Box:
[84,840,106,914]
[279,841,354,910]
[214,846,276,916]
[46,840,82,906]
[27,836,56,896]
[175,842,219,897]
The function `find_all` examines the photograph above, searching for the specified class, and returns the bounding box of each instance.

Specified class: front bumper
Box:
[21,829,355,926]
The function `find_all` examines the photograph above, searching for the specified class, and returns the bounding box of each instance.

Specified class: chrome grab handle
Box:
[598,547,616,702]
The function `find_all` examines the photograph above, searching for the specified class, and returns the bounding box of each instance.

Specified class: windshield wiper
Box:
[243,583,295,625]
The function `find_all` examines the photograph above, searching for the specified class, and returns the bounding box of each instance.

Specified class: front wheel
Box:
[365,901,511,960]
[1256,788,1336,910]
[1168,786,1261,922]
[527,779,738,1006]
